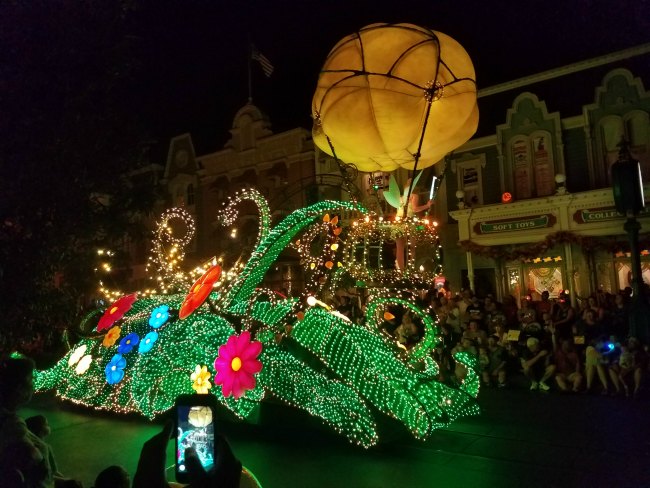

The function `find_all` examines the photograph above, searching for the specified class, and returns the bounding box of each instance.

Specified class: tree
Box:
[0,0,157,352]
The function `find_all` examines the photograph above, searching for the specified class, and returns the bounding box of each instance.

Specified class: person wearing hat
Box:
[521,337,556,391]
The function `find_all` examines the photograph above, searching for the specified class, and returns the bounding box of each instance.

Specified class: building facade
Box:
[439,45,650,305]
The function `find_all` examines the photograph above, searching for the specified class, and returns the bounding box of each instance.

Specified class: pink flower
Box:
[213,331,263,399]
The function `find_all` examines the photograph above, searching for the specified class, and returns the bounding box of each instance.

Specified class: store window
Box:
[453,154,486,206]
[508,130,555,199]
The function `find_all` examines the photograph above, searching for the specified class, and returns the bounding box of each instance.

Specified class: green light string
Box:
[34,197,478,447]
[221,200,366,307]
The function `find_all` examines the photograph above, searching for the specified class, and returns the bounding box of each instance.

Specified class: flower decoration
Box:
[75,355,92,375]
[97,293,137,332]
[214,331,263,399]
[117,333,140,354]
[105,354,126,385]
[68,345,87,367]
[138,331,159,354]
[179,265,222,320]
[190,365,212,394]
[102,326,121,347]
[148,305,170,329]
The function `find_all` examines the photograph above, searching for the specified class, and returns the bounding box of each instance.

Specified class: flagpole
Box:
[247,41,253,103]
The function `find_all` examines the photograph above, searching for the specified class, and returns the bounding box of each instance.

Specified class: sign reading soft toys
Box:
[312,23,477,172]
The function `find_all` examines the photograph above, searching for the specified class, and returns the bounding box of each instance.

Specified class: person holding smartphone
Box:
[133,395,261,488]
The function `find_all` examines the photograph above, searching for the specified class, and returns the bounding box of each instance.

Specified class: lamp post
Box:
[611,139,650,343]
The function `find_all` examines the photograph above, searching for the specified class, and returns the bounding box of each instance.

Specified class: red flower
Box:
[97,294,137,332]
[179,265,222,320]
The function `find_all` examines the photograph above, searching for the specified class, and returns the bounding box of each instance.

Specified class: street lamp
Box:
[611,138,649,343]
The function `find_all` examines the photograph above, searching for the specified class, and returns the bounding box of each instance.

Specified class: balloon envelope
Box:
[312,23,478,172]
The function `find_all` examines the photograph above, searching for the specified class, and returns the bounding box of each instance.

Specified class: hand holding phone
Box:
[175,394,217,484]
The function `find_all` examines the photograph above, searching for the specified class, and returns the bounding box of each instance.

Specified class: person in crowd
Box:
[0,357,82,488]
[133,420,260,488]
[503,341,522,384]
[394,312,419,347]
[463,320,488,347]
[517,298,537,327]
[482,335,507,388]
[552,297,576,339]
[607,293,629,338]
[552,338,583,393]
[521,337,556,391]
[535,291,557,320]
[25,415,64,479]
[438,324,460,352]
[93,466,129,488]
[441,296,462,335]
[465,296,484,330]
[432,343,454,385]
[483,294,500,325]
[587,295,607,322]
[501,295,519,330]
[457,289,473,327]
[584,335,611,395]
[608,337,647,398]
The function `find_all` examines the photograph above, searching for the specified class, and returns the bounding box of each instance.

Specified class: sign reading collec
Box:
[474,214,556,234]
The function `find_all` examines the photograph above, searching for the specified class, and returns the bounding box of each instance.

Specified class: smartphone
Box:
[174,394,217,483]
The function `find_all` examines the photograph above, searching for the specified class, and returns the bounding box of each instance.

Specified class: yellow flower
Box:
[103,326,121,347]
[191,365,212,394]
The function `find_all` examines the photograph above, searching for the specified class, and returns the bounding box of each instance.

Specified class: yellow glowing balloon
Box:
[312,23,478,172]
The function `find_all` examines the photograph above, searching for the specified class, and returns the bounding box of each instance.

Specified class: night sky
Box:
[132,0,650,155]
[4,0,650,159]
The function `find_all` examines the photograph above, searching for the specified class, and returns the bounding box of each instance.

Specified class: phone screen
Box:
[176,404,216,475]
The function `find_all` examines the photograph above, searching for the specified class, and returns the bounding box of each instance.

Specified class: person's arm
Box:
[409,194,432,213]
[523,349,548,369]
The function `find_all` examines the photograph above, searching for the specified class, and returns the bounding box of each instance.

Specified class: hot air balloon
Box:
[312,23,478,173]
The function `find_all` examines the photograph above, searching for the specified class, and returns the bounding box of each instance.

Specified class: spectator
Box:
[132,421,260,488]
[394,312,419,347]
[608,337,647,398]
[93,466,129,488]
[536,291,557,319]
[25,415,64,479]
[553,298,576,339]
[521,337,556,391]
[552,339,583,392]
[0,357,82,488]
[463,320,488,347]
[517,299,537,327]
[501,295,519,329]
[584,336,611,395]
[482,335,507,388]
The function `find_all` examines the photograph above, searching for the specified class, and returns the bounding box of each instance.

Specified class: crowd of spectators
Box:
[428,288,648,398]
[331,286,648,399]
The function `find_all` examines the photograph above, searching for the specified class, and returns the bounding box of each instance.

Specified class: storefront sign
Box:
[573,207,620,224]
[474,214,555,234]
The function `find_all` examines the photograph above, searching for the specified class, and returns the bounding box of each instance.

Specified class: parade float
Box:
[34,23,480,448]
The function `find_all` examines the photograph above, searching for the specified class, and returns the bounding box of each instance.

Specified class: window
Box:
[452,154,486,205]
[187,184,195,206]
[508,130,555,199]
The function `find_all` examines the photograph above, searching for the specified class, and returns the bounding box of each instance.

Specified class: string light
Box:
[34,195,479,447]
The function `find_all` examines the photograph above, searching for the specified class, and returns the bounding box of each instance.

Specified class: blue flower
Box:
[105,354,126,385]
[117,333,140,354]
[138,331,159,354]
[149,305,170,329]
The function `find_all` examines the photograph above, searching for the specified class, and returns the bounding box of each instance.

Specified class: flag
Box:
[251,45,274,77]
